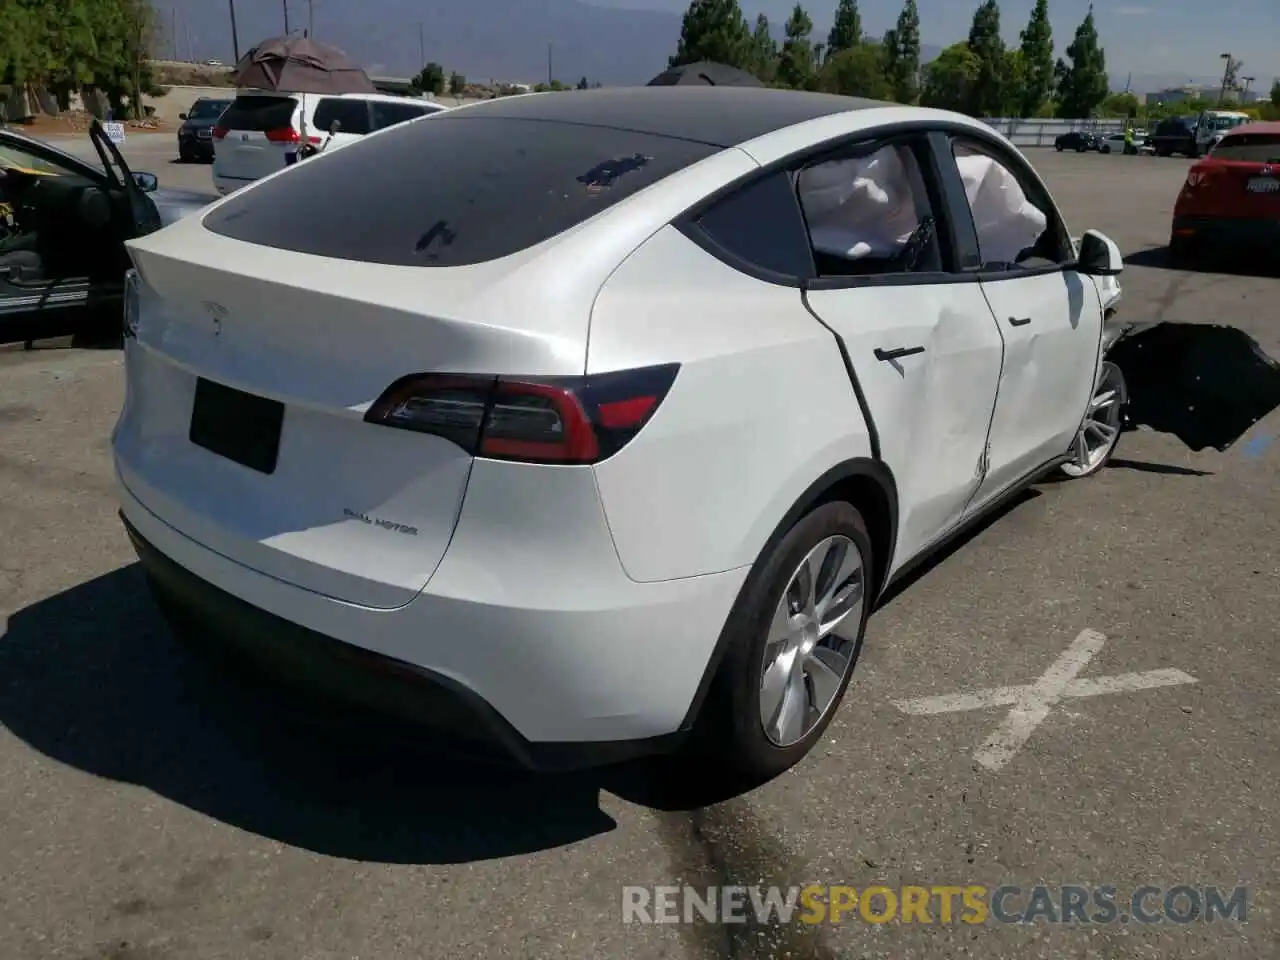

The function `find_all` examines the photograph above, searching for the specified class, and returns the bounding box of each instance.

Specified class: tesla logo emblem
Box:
[241,134,249,141]
[202,301,228,337]
[1264,165,1274,176]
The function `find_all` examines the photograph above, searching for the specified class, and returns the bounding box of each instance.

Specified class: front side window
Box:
[795,139,943,278]
[370,101,430,130]
[950,138,1071,270]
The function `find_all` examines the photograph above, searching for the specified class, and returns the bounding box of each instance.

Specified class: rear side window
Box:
[1211,133,1280,163]
[371,100,430,130]
[203,116,718,267]
[691,170,814,281]
[219,95,298,132]
[313,98,372,136]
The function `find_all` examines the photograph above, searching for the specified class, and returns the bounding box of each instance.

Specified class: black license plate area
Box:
[189,378,285,474]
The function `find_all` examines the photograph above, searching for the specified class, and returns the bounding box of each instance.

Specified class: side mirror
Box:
[1076,229,1122,277]
[132,171,159,193]
[179,112,188,120]
[329,119,342,135]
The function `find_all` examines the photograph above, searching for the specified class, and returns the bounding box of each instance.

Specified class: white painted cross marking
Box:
[892,629,1198,772]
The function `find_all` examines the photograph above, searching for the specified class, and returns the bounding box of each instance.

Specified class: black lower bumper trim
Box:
[122,513,683,772]
[1173,216,1280,248]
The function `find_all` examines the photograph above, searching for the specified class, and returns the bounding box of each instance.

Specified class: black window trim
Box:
[673,118,1077,293]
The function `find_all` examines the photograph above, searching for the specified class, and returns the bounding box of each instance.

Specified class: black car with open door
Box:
[0,119,165,345]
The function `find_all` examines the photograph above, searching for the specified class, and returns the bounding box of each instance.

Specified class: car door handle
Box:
[1008,316,1032,327]
[874,346,926,361]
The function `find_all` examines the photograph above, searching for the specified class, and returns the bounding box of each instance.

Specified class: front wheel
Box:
[1060,361,1127,479]
[697,501,872,781]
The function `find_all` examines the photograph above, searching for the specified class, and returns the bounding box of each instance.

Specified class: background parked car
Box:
[1149,116,1198,158]
[1055,131,1110,153]
[211,91,448,195]
[177,97,233,163]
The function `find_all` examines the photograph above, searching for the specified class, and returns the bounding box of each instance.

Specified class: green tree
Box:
[818,41,891,99]
[881,0,921,103]
[1100,91,1138,117]
[449,72,466,96]
[750,14,779,81]
[966,0,1006,116]
[411,62,446,96]
[1271,79,1280,105]
[776,4,815,90]
[1015,0,1053,118]
[920,41,980,112]
[1056,3,1108,118]
[669,0,752,70]
[826,0,861,58]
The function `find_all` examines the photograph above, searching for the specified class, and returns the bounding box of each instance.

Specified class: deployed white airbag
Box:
[798,147,922,260]
[954,154,1048,265]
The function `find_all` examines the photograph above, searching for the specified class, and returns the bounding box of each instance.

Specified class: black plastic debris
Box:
[1109,322,1280,452]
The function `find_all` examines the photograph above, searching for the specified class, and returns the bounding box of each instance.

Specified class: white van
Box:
[212,91,448,195]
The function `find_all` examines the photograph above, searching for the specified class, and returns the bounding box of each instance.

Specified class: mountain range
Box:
[159,0,1253,94]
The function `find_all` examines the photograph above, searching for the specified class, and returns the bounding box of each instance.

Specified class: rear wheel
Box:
[696,501,872,781]
[1056,144,1064,152]
[1061,361,1127,479]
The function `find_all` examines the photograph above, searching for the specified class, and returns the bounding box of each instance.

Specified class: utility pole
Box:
[308,0,315,37]
[228,0,241,61]
[547,43,553,86]
[284,0,290,33]
[1216,52,1232,106]
[1241,76,1255,102]
[171,7,179,60]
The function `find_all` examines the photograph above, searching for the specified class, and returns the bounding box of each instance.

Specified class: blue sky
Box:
[596,0,1277,89]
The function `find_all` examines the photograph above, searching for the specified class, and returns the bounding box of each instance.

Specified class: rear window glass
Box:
[1211,133,1280,163]
[203,116,718,267]
[314,98,372,135]
[219,95,297,132]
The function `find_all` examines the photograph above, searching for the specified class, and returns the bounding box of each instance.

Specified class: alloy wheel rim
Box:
[758,534,865,748]
[1063,361,1127,476]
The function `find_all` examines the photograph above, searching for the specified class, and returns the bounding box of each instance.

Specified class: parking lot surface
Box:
[2,148,1277,959]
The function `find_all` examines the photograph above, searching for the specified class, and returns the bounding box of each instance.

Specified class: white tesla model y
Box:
[115,87,1188,779]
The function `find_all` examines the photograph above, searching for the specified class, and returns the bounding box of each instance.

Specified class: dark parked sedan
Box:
[1054,131,1111,153]
[177,97,233,162]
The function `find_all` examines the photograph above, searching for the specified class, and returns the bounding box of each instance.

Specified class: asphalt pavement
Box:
[1,145,1277,960]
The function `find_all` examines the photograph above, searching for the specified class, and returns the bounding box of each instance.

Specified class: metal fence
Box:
[980,117,1130,147]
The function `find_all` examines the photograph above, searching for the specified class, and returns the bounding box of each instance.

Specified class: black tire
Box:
[1055,144,1064,152]
[1101,145,1111,154]
[1168,234,1194,265]
[693,500,873,781]
[1076,144,1086,152]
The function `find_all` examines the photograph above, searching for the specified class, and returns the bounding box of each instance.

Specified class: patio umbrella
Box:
[647,61,763,87]
[230,35,376,95]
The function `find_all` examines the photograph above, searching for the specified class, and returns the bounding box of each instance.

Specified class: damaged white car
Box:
[114,89,1280,780]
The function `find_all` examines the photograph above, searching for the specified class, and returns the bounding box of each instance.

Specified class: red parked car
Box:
[1170,121,1280,261]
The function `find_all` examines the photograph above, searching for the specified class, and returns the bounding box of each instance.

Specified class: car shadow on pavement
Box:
[1125,244,1280,278]
[0,563,757,865]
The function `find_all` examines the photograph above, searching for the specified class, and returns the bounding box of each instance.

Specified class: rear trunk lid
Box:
[1187,133,1280,218]
[118,229,603,610]
[212,93,313,187]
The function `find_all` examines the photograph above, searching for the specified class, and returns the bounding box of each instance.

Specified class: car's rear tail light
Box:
[264,127,322,144]
[1185,167,1211,188]
[212,125,228,139]
[364,364,680,465]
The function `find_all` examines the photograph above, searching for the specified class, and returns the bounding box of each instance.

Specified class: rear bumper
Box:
[116,471,747,771]
[1172,216,1280,248]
